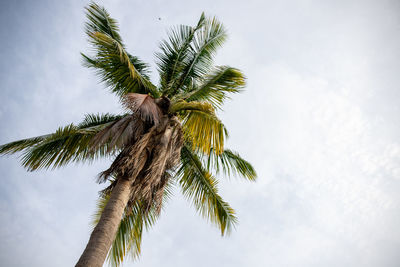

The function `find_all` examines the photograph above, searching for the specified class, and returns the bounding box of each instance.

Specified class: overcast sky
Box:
[0,0,399,266]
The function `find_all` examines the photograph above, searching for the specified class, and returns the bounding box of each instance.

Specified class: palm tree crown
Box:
[0,3,256,266]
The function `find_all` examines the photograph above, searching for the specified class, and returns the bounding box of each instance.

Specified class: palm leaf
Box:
[205,149,257,181]
[184,66,245,109]
[85,2,122,43]
[181,109,228,155]
[171,16,227,95]
[83,31,157,97]
[169,100,213,113]
[0,113,123,171]
[156,13,206,95]
[83,3,158,97]
[177,145,237,235]
[0,135,49,155]
[92,180,174,267]
[109,201,158,267]
[79,113,124,128]
[121,93,162,125]
[92,196,150,267]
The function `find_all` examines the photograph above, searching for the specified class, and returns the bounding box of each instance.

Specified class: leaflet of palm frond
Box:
[121,93,162,125]
[90,115,144,153]
[181,109,227,155]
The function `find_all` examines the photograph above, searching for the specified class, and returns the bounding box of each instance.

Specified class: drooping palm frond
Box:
[82,3,158,97]
[177,145,237,235]
[108,203,150,266]
[204,149,257,181]
[93,178,176,267]
[92,195,158,267]
[181,109,228,155]
[184,66,245,109]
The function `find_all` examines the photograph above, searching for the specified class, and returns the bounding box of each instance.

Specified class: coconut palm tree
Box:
[0,3,256,267]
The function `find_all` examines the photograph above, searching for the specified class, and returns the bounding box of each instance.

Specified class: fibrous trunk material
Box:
[76,115,183,267]
[99,115,183,212]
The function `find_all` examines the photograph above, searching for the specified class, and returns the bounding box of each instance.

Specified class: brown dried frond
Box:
[90,114,144,153]
[98,115,183,215]
[135,117,183,213]
[122,93,162,125]
[97,124,154,183]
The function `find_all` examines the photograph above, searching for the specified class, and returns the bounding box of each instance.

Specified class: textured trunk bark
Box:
[75,178,131,267]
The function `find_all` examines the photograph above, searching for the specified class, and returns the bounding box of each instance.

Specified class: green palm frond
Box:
[177,145,237,235]
[205,149,257,181]
[83,3,158,97]
[92,196,150,267]
[19,129,99,171]
[20,125,100,171]
[156,13,206,95]
[108,201,158,266]
[0,113,121,156]
[0,135,49,155]
[181,109,228,155]
[85,2,122,43]
[79,113,123,128]
[184,66,245,109]
[157,14,227,97]
[83,32,157,97]
[0,113,123,171]
[171,16,227,95]
[92,180,175,267]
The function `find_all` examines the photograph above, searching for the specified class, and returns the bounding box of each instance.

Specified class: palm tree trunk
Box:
[75,178,131,267]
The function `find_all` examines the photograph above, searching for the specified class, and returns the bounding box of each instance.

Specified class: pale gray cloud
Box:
[0,0,399,266]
